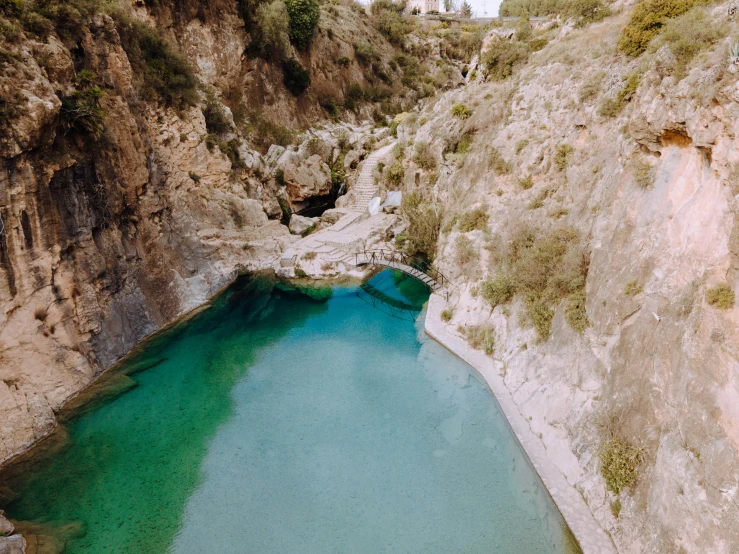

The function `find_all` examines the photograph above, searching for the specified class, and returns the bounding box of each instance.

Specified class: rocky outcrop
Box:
[392,7,739,553]
[0,511,24,554]
[282,155,333,202]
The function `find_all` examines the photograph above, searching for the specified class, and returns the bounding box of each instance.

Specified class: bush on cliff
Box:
[481,225,589,340]
[282,58,311,95]
[284,0,320,51]
[251,0,291,60]
[116,18,198,106]
[400,190,443,260]
[481,38,530,81]
[618,0,704,57]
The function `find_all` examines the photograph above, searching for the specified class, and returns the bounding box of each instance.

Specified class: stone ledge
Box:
[424,293,618,554]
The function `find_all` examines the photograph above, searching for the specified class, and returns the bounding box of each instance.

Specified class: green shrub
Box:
[370,0,411,46]
[569,0,610,25]
[354,40,378,65]
[565,290,588,332]
[284,0,320,50]
[21,11,52,38]
[481,274,516,306]
[441,307,454,321]
[706,284,735,309]
[251,0,291,60]
[599,436,644,494]
[458,207,489,232]
[650,8,727,80]
[414,141,436,170]
[624,280,643,296]
[188,171,201,182]
[461,324,495,356]
[386,160,404,187]
[554,143,573,171]
[481,38,529,81]
[401,190,443,259]
[451,103,472,119]
[483,225,588,340]
[282,58,311,95]
[115,18,198,106]
[202,93,231,134]
[60,86,106,139]
[618,0,702,57]
[515,139,529,154]
[518,174,534,189]
[633,159,652,187]
[337,56,351,67]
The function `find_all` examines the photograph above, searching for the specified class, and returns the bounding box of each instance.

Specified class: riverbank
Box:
[424,293,618,554]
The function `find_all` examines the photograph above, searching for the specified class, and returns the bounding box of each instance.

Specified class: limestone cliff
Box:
[389,4,739,552]
[0,0,461,465]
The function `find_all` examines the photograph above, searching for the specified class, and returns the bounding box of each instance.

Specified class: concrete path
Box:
[425,294,619,554]
[345,142,395,213]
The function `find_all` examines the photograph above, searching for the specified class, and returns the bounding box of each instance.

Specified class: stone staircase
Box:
[346,142,395,213]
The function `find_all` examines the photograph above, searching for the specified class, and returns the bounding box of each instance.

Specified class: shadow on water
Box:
[0,273,334,554]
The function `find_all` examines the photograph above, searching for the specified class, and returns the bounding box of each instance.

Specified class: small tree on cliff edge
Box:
[460,0,472,18]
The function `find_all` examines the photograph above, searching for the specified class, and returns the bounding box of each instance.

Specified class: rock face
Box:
[392,9,739,554]
[282,155,333,202]
[288,215,318,235]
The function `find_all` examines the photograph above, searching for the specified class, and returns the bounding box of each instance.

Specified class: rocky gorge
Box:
[2,0,739,552]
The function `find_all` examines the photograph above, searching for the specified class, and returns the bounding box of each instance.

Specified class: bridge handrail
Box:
[355,249,447,288]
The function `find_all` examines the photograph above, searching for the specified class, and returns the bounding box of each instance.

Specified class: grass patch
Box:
[413,141,437,170]
[451,103,472,119]
[490,147,511,174]
[706,283,735,309]
[618,0,704,57]
[515,139,529,154]
[459,324,495,356]
[598,73,641,118]
[518,174,534,189]
[458,207,489,232]
[599,436,644,494]
[650,7,727,80]
[115,17,198,107]
[623,280,643,296]
[554,143,573,171]
[480,225,588,340]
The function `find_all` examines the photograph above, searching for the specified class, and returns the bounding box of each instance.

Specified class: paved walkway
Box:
[425,294,619,554]
[345,142,395,213]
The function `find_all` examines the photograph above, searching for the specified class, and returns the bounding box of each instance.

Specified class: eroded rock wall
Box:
[395,7,739,553]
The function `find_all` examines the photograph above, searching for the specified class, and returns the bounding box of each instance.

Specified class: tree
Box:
[443,0,456,12]
[459,0,472,17]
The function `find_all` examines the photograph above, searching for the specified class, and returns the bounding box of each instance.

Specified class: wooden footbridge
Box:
[355,250,447,291]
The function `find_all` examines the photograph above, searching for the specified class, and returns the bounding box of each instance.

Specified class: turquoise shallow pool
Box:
[1,271,579,554]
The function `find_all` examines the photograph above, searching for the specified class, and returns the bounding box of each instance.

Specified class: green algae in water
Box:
[2,271,581,554]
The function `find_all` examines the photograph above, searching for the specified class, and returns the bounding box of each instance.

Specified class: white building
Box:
[408,0,439,13]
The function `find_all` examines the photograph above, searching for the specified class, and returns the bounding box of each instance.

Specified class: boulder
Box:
[289,214,318,235]
[382,191,402,213]
[0,511,13,536]
[321,208,347,225]
[368,197,381,216]
[283,155,332,201]
[0,535,24,554]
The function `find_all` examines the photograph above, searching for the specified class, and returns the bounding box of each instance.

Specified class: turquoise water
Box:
[1,271,579,554]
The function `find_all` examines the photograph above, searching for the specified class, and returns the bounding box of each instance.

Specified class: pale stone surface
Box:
[288,215,318,235]
[425,294,618,554]
[0,535,24,554]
